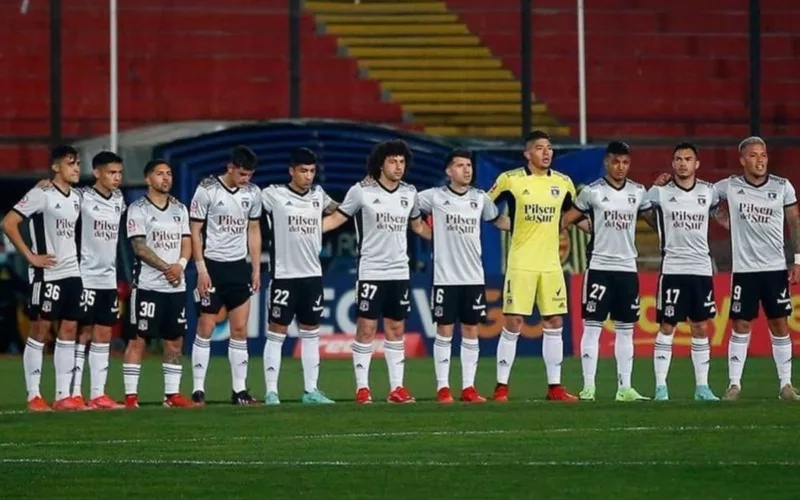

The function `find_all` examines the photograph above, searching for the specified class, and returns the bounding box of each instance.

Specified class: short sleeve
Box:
[709,186,720,210]
[482,193,500,221]
[12,187,47,218]
[409,191,421,220]
[574,186,593,212]
[337,184,363,218]
[561,178,577,211]
[261,187,275,214]
[320,188,334,210]
[248,189,262,219]
[189,186,211,222]
[181,206,191,236]
[487,172,509,202]
[784,181,797,208]
[126,203,147,239]
[644,186,661,207]
[416,189,434,214]
[638,186,653,212]
[714,178,729,201]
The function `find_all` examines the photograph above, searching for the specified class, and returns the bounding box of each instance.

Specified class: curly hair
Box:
[366,139,413,180]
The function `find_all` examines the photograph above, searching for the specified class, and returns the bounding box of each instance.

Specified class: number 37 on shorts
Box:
[502,270,568,316]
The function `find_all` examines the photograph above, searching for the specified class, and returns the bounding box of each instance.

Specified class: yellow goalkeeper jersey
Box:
[488,167,576,272]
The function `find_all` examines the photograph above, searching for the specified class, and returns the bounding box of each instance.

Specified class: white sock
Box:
[654,331,674,386]
[191,336,211,393]
[580,321,603,388]
[543,328,563,385]
[460,337,480,389]
[54,339,75,401]
[23,338,44,401]
[496,328,519,384]
[71,343,86,397]
[162,363,182,395]
[264,331,285,394]
[352,341,373,390]
[89,342,110,399]
[228,339,249,393]
[123,363,141,395]
[614,323,634,390]
[384,339,406,390]
[728,331,750,387]
[771,333,793,388]
[300,328,321,393]
[691,337,711,386]
[433,334,452,390]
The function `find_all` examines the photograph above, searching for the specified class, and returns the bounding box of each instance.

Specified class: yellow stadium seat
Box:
[347,46,492,58]
[342,36,481,47]
[305,2,448,14]
[358,58,502,70]
[326,24,468,36]
[317,14,459,24]
[403,103,548,114]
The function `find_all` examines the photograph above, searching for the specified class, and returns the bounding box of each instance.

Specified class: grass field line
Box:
[0,424,791,448]
[2,458,800,467]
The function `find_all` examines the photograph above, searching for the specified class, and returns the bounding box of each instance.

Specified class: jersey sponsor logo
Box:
[287,214,319,235]
[217,215,247,234]
[737,202,775,223]
[93,219,119,241]
[151,230,182,251]
[444,213,478,234]
[55,218,76,238]
[601,210,634,230]
[669,211,706,230]
[375,212,408,231]
[523,203,556,222]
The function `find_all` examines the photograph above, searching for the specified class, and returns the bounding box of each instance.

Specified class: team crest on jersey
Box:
[313,200,320,208]
[400,197,408,208]
[627,194,636,205]
[73,201,80,212]
[241,199,250,209]
[173,215,181,222]
[115,204,121,213]
[768,192,777,200]
[697,196,707,206]
[550,186,560,198]
[470,201,478,209]
[138,319,148,331]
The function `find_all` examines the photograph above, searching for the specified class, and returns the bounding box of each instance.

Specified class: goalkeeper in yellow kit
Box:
[488,131,580,402]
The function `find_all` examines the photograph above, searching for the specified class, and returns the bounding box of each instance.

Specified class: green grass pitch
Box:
[0,355,799,499]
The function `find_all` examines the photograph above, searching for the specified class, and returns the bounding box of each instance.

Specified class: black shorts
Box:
[730,270,792,321]
[196,259,253,315]
[431,285,487,326]
[128,289,188,341]
[267,277,324,327]
[581,270,640,323]
[28,277,83,322]
[356,280,410,321]
[81,288,120,327]
[656,274,716,326]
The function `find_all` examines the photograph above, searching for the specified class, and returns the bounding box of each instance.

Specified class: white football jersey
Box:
[79,187,126,289]
[574,178,651,272]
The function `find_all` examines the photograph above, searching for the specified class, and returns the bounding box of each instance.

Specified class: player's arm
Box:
[493,215,511,231]
[130,236,169,272]
[711,179,730,230]
[248,189,263,292]
[409,217,431,240]
[322,190,339,215]
[1,189,56,268]
[189,186,212,294]
[323,184,361,233]
[560,180,590,232]
[164,208,192,287]
[783,182,800,283]
[637,185,659,231]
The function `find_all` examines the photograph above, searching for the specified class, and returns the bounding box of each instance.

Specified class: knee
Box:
[126,337,146,355]
[732,320,752,334]
[268,322,288,335]
[503,315,523,333]
[229,323,248,340]
[460,325,479,340]
[542,315,563,329]
[58,321,78,340]
[196,315,216,337]
[659,324,675,336]
[383,320,405,341]
[357,320,378,342]
[767,318,789,336]
[689,322,707,338]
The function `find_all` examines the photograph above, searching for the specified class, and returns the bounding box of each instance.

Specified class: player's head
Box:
[143,159,172,194]
[367,139,412,183]
[92,151,124,191]
[523,130,553,170]
[445,148,473,187]
[289,147,317,191]
[604,141,631,182]
[226,145,257,186]
[672,142,699,180]
[50,145,80,184]
[738,136,768,179]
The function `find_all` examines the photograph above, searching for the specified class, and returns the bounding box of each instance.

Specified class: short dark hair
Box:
[445,148,472,168]
[230,146,257,170]
[367,139,412,180]
[92,151,123,169]
[291,147,317,167]
[51,145,78,164]
[524,130,551,144]
[143,159,169,177]
[673,142,699,157]
[605,141,631,156]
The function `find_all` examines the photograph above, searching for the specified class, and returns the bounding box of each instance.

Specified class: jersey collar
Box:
[52,183,71,198]
[216,176,239,194]
[446,185,469,197]
[377,179,400,194]
[525,165,552,176]
[92,186,113,200]
[145,195,169,212]
[742,173,770,188]
[673,179,697,192]
[603,176,627,191]
[286,184,310,197]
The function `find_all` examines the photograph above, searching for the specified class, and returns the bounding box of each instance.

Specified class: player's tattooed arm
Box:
[130,236,169,272]
[409,217,432,240]
[493,215,511,231]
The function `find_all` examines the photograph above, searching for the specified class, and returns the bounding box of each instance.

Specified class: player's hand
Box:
[164,264,183,287]
[35,178,53,189]
[653,173,671,186]
[251,268,261,293]
[196,271,212,297]
[28,253,56,268]
[790,264,800,285]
